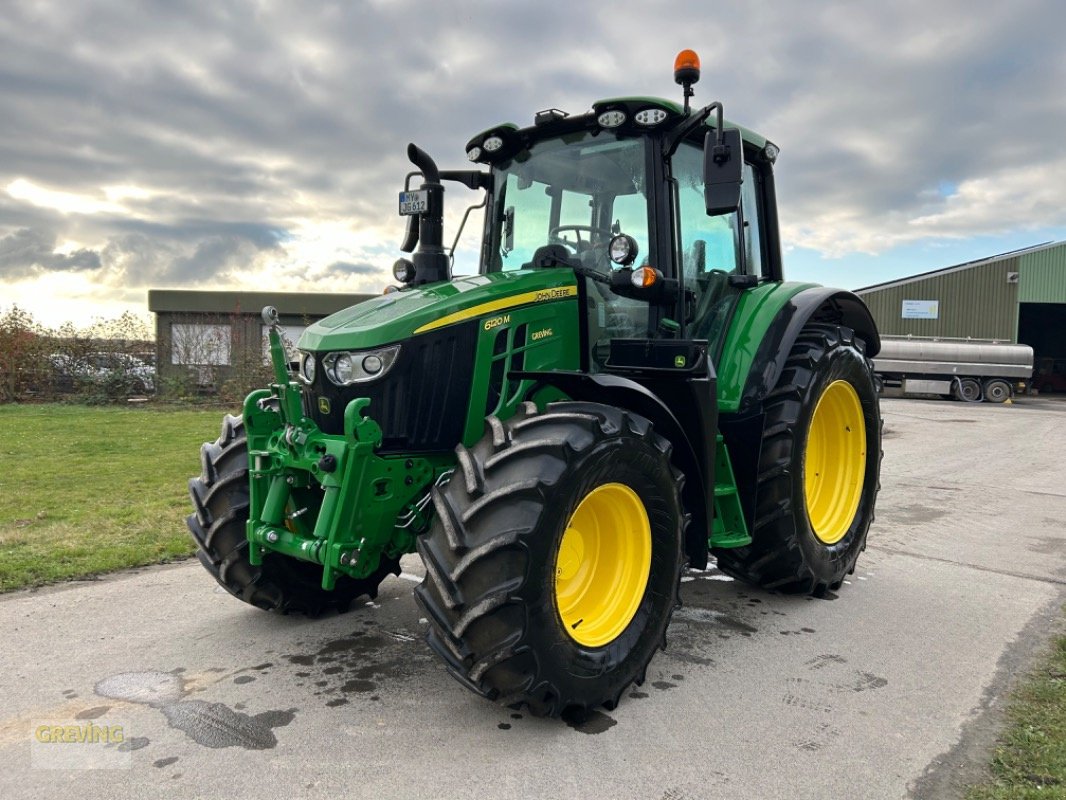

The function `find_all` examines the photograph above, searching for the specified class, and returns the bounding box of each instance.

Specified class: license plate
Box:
[398,190,428,216]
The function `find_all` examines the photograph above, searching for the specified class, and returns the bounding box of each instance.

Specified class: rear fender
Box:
[719,285,880,414]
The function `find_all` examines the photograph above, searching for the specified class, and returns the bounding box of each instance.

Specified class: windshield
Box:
[486,132,649,273]
[484,132,652,365]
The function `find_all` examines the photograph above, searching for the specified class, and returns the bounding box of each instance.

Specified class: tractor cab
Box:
[395,51,784,374]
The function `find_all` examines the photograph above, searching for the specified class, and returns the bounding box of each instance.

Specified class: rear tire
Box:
[415,402,685,718]
[982,378,1011,403]
[713,324,881,595]
[953,378,982,402]
[187,414,400,616]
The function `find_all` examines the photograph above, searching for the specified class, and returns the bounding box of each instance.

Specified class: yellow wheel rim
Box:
[804,380,867,545]
[554,483,652,648]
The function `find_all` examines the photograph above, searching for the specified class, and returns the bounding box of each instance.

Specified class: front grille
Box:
[306,321,478,454]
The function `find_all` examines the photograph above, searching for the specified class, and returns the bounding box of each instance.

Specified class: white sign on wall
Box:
[901,299,940,319]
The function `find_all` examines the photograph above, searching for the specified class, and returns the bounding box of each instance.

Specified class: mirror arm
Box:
[664,101,723,158]
[439,170,491,191]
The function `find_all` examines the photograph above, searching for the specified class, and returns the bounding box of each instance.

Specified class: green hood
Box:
[298,269,578,352]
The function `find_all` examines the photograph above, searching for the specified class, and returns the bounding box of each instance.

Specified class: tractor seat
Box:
[524,244,575,270]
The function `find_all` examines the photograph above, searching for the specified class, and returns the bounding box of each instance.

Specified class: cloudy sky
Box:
[3,0,1065,326]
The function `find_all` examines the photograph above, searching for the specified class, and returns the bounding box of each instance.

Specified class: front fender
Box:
[515,370,715,570]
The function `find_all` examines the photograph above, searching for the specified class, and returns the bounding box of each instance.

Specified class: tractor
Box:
[187,50,882,718]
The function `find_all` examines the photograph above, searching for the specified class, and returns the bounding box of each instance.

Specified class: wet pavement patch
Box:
[74,705,111,720]
[282,627,435,707]
[162,701,295,750]
[95,671,185,707]
[153,757,178,768]
[117,737,150,752]
[94,668,298,751]
[563,708,617,734]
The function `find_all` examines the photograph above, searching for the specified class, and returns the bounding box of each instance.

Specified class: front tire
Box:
[415,402,685,718]
[714,324,881,595]
[187,414,400,616]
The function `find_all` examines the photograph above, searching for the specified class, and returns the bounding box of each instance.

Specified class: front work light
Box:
[597,110,626,128]
[608,234,638,266]
[634,108,668,126]
[393,258,415,283]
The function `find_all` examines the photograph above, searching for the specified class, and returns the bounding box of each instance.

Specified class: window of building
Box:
[171,323,232,366]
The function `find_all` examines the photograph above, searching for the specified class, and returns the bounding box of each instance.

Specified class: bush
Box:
[0,306,155,404]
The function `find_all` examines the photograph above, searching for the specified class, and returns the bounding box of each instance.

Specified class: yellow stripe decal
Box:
[413,285,578,334]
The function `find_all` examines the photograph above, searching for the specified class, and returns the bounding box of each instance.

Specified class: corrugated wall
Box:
[858,257,1019,340]
[1018,243,1066,302]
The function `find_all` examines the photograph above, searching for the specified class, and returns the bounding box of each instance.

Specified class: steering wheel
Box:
[548,225,614,253]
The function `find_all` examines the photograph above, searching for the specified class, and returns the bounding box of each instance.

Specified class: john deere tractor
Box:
[187,51,882,718]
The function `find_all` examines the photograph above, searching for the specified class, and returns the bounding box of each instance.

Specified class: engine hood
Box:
[298,268,578,352]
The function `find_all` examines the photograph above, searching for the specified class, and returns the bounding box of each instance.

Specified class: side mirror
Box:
[703,127,744,216]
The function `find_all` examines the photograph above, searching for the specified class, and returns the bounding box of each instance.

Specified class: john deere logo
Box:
[674,355,686,368]
[318,397,331,414]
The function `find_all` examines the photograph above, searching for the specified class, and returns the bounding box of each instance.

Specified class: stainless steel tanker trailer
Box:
[872,335,1033,402]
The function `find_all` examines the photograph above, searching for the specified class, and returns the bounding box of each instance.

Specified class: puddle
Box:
[94,669,297,751]
[562,708,617,734]
[162,701,295,750]
[95,671,185,707]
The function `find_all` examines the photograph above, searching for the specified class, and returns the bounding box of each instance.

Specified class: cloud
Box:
[327,261,378,276]
[0,228,101,277]
[1,0,1065,323]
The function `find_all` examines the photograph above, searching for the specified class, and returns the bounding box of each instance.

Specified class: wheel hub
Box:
[804,380,867,545]
[554,483,651,648]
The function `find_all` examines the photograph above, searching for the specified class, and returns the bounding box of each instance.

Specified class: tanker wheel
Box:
[415,401,685,718]
[714,323,882,595]
[187,414,400,616]
[953,378,982,402]
[983,378,1011,403]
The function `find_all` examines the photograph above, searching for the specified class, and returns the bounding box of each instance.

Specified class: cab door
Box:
[671,140,768,363]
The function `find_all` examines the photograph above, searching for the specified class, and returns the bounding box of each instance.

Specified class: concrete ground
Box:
[1,396,1063,800]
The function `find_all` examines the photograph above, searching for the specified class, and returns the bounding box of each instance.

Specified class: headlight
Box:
[323,345,401,386]
[299,351,316,384]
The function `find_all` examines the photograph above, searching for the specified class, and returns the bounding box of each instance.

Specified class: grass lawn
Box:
[967,631,1066,799]
[0,403,231,592]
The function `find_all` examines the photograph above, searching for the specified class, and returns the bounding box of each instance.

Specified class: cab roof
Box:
[465,96,774,166]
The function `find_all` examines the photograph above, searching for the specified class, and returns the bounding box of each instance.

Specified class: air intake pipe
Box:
[406,143,450,286]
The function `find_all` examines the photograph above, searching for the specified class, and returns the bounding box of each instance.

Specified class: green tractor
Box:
[187,50,882,718]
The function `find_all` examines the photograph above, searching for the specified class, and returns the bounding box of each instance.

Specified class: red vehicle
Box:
[1032,358,1066,393]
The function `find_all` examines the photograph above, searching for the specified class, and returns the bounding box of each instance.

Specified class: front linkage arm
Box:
[243,308,446,590]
